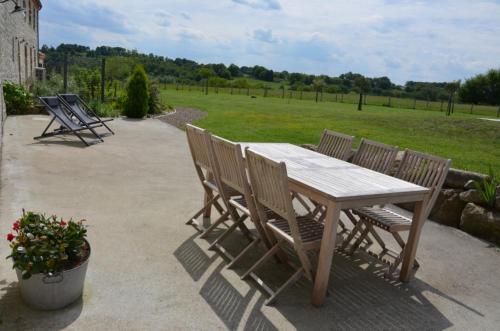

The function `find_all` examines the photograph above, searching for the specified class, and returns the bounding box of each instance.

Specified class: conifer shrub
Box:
[123,65,149,118]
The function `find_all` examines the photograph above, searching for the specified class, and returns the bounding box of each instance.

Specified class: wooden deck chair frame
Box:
[57,94,114,135]
[344,149,451,277]
[203,135,271,268]
[242,149,325,305]
[35,96,104,146]
[184,124,230,233]
[341,138,399,247]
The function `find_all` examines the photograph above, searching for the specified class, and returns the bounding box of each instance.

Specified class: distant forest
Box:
[40,44,499,106]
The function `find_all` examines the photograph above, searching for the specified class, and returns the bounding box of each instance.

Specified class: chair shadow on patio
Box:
[174,228,485,330]
[0,279,83,330]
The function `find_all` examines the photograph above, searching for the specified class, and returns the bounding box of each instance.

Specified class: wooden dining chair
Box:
[341,139,400,246]
[344,149,451,277]
[203,135,274,268]
[242,149,325,305]
[352,138,399,174]
[308,129,355,221]
[184,124,232,233]
[317,129,355,160]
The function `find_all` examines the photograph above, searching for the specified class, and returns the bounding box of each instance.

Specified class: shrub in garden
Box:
[6,211,88,279]
[123,65,149,118]
[148,82,162,115]
[2,81,35,115]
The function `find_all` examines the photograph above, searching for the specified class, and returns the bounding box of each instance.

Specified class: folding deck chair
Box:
[242,149,326,305]
[204,134,277,268]
[58,94,114,135]
[36,96,104,146]
[343,149,451,277]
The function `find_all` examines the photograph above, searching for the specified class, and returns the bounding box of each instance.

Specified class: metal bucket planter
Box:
[15,241,91,310]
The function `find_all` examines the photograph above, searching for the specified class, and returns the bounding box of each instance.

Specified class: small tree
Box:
[312,78,325,103]
[123,65,149,118]
[148,82,161,115]
[199,67,214,95]
[354,76,369,111]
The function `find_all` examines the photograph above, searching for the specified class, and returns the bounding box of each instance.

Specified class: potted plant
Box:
[6,210,90,310]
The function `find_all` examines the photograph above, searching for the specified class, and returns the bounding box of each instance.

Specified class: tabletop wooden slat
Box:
[240,143,429,202]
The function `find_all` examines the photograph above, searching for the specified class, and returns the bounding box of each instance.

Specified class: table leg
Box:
[203,173,214,227]
[311,201,341,307]
[399,199,426,282]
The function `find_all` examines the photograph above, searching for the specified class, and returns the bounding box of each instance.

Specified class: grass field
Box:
[160,89,499,174]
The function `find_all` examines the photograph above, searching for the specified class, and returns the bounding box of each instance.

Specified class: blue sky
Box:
[39,0,500,84]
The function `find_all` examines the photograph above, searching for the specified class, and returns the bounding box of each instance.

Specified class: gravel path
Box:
[157,107,207,129]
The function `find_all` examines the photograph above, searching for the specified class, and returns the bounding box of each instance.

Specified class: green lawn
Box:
[161,89,499,174]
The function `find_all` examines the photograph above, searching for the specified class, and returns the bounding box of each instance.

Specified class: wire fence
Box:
[39,55,500,118]
[161,83,500,117]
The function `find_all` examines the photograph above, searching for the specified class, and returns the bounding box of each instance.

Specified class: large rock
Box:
[445,168,487,189]
[429,189,466,227]
[459,189,483,205]
[460,203,500,245]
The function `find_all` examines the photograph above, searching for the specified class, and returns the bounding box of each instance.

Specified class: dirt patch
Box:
[157,107,207,130]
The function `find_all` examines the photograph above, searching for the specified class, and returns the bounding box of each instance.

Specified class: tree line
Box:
[40,44,499,106]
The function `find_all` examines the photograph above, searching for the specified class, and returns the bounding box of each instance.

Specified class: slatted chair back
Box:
[208,136,270,241]
[246,149,304,246]
[185,124,214,186]
[186,124,213,172]
[352,138,399,174]
[395,149,451,217]
[317,129,355,160]
[210,135,249,197]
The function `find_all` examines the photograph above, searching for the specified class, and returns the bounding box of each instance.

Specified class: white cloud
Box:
[40,0,500,84]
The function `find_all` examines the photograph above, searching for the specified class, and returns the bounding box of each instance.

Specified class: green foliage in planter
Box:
[148,82,162,115]
[2,81,35,115]
[6,211,87,279]
[474,166,499,209]
[123,65,149,118]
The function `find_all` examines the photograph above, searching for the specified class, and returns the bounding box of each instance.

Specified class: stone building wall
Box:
[0,0,41,86]
[1,0,41,161]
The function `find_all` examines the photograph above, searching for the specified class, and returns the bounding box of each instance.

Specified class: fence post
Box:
[230,87,233,95]
[100,57,105,102]
[63,53,68,93]
[335,94,338,102]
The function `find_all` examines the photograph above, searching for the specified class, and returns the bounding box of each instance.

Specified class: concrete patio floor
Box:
[0,115,499,330]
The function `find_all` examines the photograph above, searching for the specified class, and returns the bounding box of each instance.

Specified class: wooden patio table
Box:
[240,143,429,307]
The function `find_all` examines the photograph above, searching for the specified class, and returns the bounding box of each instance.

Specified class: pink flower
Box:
[7,233,15,242]
[12,220,20,232]
[60,220,67,227]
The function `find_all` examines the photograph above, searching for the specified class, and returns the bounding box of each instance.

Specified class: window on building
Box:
[12,37,16,62]
[24,45,28,82]
[32,3,36,29]
[28,1,32,26]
